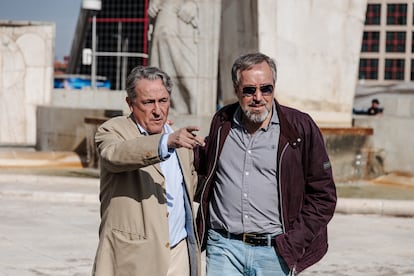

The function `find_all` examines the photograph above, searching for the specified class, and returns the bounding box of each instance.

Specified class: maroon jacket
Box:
[195,100,337,273]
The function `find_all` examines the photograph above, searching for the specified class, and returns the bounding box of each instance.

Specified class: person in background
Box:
[92,66,204,276]
[195,52,337,275]
[367,98,383,115]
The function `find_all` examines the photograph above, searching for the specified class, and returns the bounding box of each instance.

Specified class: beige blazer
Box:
[92,115,200,276]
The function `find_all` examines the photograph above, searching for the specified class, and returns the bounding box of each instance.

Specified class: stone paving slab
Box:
[1,151,414,274]
[1,195,413,276]
[301,214,414,276]
[0,198,99,276]
[0,173,413,275]
[1,173,414,218]
[0,174,99,204]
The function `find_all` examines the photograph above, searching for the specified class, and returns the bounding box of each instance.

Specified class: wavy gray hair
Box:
[126,66,173,99]
[231,52,277,89]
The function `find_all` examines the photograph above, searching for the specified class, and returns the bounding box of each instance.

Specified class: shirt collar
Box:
[136,122,172,136]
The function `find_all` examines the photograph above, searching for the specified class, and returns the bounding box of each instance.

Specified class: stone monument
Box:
[148,0,221,115]
[0,21,54,145]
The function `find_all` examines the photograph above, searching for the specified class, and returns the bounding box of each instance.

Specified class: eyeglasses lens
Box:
[242,85,273,96]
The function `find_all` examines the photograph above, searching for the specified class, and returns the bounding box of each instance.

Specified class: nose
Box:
[252,89,263,101]
[152,102,161,115]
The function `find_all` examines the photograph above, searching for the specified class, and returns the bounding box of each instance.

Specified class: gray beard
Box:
[243,108,270,124]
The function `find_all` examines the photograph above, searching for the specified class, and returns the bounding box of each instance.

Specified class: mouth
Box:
[152,118,163,123]
[248,104,265,110]
[151,117,165,124]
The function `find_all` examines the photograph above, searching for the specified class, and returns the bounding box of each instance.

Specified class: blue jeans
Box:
[206,229,290,276]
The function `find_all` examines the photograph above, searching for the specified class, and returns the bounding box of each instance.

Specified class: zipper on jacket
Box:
[199,126,222,247]
[289,265,297,276]
[278,142,290,234]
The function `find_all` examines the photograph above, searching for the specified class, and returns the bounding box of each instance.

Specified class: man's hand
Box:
[178,1,198,27]
[148,0,161,18]
[167,126,205,149]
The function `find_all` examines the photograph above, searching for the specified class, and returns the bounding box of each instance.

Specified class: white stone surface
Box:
[0,21,54,145]
[196,0,221,115]
[258,0,367,127]
[148,0,221,116]
[219,1,367,127]
[336,198,414,217]
[353,91,414,173]
[51,89,130,114]
[258,0,366,126]
[219,0,259,107]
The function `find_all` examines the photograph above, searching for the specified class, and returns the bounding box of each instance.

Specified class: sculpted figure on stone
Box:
[148,0,199,114]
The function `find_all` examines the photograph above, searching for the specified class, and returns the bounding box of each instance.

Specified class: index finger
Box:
[185,126,200,134]
[193,135,206,147]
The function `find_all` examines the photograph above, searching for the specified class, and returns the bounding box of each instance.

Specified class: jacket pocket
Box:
[112,228,147,242]
[111,228,150,274]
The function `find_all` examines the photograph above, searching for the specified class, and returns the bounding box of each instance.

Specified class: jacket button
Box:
[297,138,301,142]
[165,242,170,248]
[145,152,152,158]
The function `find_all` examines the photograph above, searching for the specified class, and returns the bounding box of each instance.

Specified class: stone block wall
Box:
[0,21,54,145]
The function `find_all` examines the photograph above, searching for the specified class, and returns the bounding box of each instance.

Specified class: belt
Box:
[214,229,276,247]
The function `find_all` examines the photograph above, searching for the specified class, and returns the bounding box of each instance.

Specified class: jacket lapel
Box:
[127,114,164,177]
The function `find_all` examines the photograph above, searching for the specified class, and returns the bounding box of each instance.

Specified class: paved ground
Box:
[1,174,414,276]
[301,214,414,276]
[0,198,99,276]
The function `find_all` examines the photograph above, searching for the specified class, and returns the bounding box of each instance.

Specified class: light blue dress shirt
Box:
[137,123,187,247]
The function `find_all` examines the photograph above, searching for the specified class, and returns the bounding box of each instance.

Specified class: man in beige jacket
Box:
[92,66,204,276]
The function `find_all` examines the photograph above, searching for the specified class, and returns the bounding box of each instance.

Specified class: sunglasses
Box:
[241,84,274,96]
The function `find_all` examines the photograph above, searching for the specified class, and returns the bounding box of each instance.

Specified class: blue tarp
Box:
[54,77,111,89]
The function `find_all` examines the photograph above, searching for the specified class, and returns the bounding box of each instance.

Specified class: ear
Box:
[233,85,239,95]
[126,97,134,112]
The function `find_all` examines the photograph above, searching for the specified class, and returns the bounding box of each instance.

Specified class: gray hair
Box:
[231,52,277,89]
[126,66,173,99]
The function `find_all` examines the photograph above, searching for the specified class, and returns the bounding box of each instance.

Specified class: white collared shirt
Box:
[137,123,187,247]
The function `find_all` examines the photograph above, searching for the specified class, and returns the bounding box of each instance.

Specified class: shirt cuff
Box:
[159,133,174,160]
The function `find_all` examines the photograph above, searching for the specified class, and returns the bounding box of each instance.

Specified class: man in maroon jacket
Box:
[195,52,337,275]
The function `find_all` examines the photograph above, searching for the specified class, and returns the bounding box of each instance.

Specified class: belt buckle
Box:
[242,233,257,245]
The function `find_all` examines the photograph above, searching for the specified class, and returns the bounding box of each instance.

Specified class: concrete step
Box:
[0,150,83,168]
[0,173,99,204]
[0,172,413,217]
[371,171,414,188]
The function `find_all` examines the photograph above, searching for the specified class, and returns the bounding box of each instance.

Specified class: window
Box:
[410,59,414,80]
[386,31,406,52]
[359,1,414,83]
[409,31,414,53]
[384,59,405,80]
[387,4,407,25]
[365,4,381,25]
[359,59,379,80]
[362,31,380,52]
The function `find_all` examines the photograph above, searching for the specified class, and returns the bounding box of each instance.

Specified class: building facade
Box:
[67,0,148,91]
[359,0,414,84]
